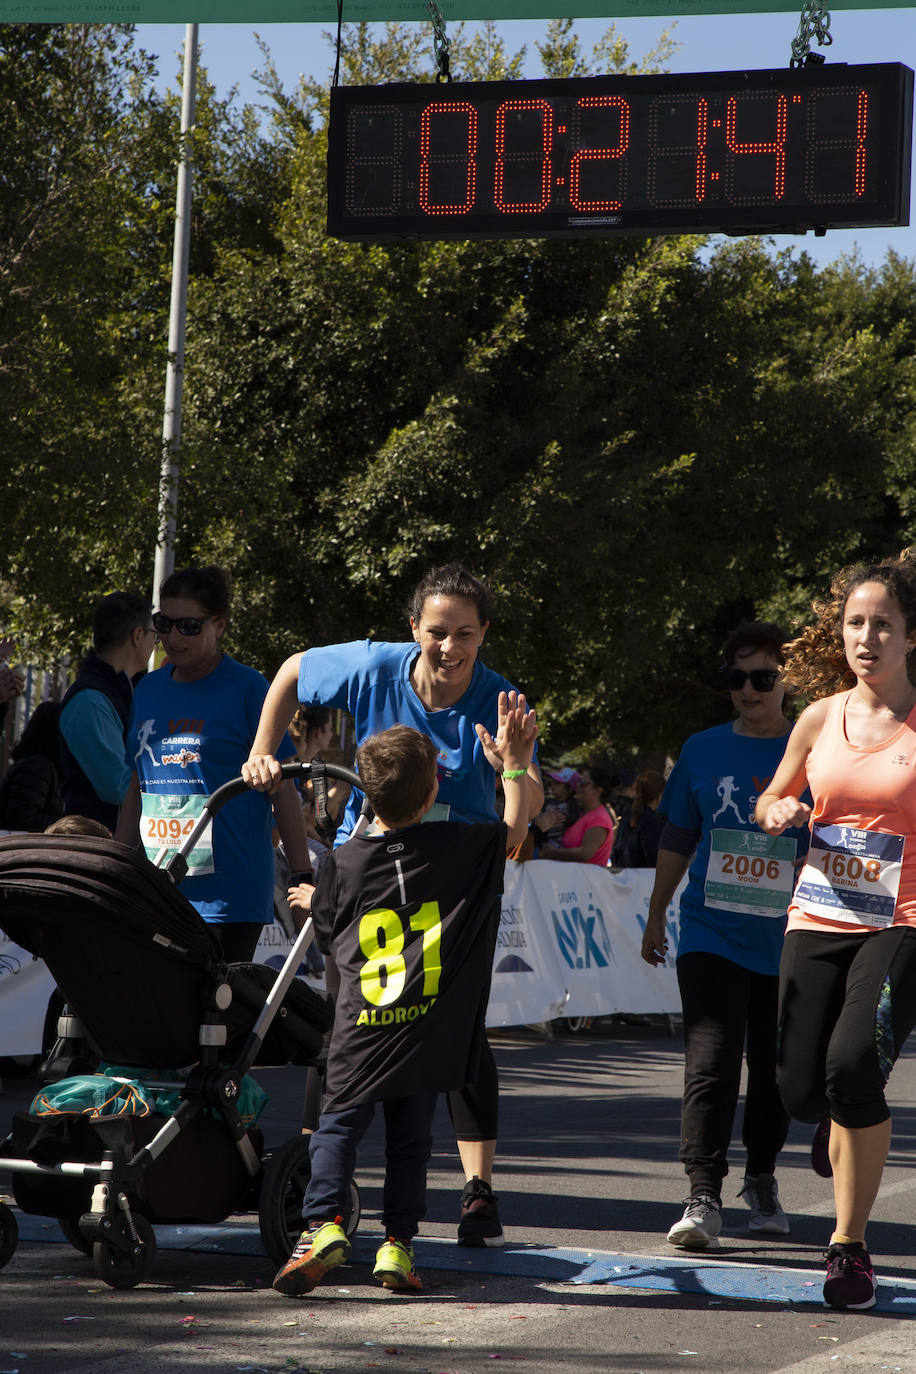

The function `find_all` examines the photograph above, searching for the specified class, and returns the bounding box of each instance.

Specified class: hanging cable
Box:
[333,0,344,87]
[790,0,833,67]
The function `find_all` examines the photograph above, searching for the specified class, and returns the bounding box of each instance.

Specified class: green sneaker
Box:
[372,1236,423,1292]
[272,1218,350,1297]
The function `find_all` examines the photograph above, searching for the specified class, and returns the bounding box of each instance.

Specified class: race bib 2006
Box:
[705,828,797,918]
[140,793,214,875]
[793,822,904,928]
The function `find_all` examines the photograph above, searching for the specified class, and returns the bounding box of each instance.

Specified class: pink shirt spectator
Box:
[562,804,615,866]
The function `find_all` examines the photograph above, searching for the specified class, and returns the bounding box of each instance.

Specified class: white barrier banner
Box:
[0,936,56,1058]
[486,861,570,1026]
[486,863,684,1027]
[0,862,685,1053]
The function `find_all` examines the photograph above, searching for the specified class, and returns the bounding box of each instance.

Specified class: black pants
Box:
[677,951,790,1199]
[304,1092,438,1238]
[213,922,263,964]
[446,1037,499,1141]
[778,925,916,1130]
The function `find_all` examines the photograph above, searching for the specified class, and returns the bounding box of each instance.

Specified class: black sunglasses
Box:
[723,667,780,692]
[152,612,213,638]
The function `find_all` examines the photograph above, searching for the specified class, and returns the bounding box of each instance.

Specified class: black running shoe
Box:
[457,1176,504,1247]
[823,1242,877,1311]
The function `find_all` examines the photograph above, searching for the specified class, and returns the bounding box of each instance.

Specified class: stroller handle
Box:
[159,760,368,883]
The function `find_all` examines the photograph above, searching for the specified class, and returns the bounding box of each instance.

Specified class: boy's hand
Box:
[288,882,316,912]
[475,690,538,774]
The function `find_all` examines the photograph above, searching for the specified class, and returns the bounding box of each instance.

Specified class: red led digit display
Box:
[569,96,630,212]
[419,101,478,214]
[494,100,554,213]
[725,92,788,202]
[328,64,913,241]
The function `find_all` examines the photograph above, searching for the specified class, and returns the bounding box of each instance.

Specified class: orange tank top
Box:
[787,690,916,933]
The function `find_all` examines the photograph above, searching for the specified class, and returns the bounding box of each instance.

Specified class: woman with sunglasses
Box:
[116,565,310,962]
[641,621,809,1252]
[757,552,916,1311]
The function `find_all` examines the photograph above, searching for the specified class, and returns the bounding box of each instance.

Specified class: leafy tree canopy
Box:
[3,21,916,769]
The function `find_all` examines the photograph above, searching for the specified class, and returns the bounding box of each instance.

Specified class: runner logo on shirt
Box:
[712,776,744,824]
[134,719,160,767]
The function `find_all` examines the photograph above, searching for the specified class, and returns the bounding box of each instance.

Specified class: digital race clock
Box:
[326,63,913,241]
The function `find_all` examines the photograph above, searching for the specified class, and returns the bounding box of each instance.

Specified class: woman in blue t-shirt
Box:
[116,565,311,964]
[640,620,808,1254]
[242,563,543,1249]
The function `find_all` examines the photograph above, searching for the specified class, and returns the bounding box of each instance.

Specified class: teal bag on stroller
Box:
[31,1075,153,1119]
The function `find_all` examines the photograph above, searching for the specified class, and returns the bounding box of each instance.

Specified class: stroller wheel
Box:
[58,1215,92,1256]
[259,1137,313,1269]
[0,1200,19,1270]
[258,1138,362,1268]
[92,1212,156,1289]
[345,1178,361,1239]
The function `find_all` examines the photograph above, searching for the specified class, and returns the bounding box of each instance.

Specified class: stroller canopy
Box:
[0,834,226,1066]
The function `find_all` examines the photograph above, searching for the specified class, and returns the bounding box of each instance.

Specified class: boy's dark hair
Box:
[92,592,153,653]
[356,726,438,827]
[722,620,787,667]
[45,815,112,838]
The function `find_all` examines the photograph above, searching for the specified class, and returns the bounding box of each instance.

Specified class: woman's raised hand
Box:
[475,691,538,773]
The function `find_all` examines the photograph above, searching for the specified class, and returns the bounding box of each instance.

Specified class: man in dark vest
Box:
[59,592,155,830]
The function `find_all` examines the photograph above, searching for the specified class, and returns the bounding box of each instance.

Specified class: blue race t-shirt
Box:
[128,655,295,926]
[298,640,537,842]
[662,722,810,975]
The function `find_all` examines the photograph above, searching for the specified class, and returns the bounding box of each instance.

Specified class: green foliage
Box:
[3,20,916,769]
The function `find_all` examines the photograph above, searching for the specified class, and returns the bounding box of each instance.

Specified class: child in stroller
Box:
[270,694,537,1297]
[0,763,359,1288]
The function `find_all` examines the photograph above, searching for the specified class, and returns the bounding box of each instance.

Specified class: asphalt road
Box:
[2,1019,916,1374]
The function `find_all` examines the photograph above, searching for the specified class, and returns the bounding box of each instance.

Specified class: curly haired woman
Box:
[757,549,916,1311]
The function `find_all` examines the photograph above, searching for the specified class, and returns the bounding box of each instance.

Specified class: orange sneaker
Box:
[272,1218,350,1297]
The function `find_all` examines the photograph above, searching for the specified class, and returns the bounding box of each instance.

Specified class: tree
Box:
[0,25,294,657]
[4,21,916,771]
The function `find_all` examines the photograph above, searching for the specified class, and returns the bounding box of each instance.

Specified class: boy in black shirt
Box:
[273,692,537,1297]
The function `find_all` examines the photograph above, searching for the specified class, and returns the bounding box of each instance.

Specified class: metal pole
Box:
[151,22,198,637]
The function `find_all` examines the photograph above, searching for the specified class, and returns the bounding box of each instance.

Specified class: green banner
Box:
[0,0,910,24]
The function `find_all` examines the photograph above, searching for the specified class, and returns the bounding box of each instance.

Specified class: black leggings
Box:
[778,925,916,1130]
[446,1037,499,1141]
[676,951,789,1196]
[214,922,263,964]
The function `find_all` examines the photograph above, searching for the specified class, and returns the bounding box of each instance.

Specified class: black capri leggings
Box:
[445,1037,499,1141]
[777,925,916,1130]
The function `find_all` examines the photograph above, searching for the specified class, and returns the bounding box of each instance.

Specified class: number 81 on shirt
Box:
[358,902,443,1008]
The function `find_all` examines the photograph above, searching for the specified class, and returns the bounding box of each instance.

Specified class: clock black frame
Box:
[326,63,913,241]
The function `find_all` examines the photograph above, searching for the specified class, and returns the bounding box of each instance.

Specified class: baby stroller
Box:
[0,761,361,1288]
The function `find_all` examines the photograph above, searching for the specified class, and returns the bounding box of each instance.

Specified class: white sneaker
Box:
[667,1195,722,1249]
[738,1173,790,1234]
